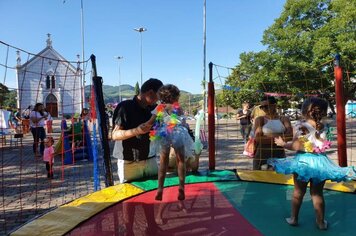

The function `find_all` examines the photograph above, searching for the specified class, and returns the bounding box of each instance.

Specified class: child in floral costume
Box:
[268,97,356,230]
[146,84,194,201]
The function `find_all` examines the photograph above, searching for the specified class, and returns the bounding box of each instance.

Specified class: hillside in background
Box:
[85,84,203,115]
[85,84,136,103]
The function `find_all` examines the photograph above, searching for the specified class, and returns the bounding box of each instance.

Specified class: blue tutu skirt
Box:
[151,125,194,158]
[267,152,356,184]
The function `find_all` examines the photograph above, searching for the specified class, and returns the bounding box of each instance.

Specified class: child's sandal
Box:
[317,220,328,230]
[285,217,298,226]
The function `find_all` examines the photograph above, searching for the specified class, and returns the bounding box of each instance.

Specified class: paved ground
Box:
[0,121,115,235]
[0,118,354,235]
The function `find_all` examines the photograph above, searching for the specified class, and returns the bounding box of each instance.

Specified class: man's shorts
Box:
[117,157,158,183]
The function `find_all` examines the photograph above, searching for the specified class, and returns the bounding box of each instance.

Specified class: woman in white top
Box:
[253,96,293,170]
[30,103,47,156]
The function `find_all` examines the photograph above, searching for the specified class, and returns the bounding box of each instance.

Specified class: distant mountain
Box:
[85,84,136,103]
[85,84,204,114]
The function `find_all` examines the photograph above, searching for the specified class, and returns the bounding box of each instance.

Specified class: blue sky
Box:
[0,0,286,94]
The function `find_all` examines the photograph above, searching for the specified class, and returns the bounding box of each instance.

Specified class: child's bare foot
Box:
[155,217,164,225]
[317,220,328,230]
[155,189,163,201]
[177,202,188,213]
[285,217,298,226]
[178,188,185,201]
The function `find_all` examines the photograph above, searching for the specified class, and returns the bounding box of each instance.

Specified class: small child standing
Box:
[43,137,55,178]
[145,84,194,201]
[268,97,356,230]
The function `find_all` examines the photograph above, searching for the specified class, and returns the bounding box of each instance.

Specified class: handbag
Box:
[243,137,256,158]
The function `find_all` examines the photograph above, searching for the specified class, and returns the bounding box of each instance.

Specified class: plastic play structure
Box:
[54,119,93,164]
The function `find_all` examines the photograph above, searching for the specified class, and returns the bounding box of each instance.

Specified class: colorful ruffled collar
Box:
[298,136,332,153]
[149,102,180,141]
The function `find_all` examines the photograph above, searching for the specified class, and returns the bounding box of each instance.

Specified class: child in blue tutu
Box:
[268,97,356,230]
[145,84,194,201]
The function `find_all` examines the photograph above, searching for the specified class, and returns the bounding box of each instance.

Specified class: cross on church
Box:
[46,33,52,48]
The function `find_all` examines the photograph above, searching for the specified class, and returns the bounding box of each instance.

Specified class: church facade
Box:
[16,34,82,117]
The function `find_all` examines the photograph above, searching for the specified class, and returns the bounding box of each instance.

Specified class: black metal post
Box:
[90,54,114,186]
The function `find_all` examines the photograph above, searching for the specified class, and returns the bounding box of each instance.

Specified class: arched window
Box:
[46,75,51,89]
[51,75,55,89]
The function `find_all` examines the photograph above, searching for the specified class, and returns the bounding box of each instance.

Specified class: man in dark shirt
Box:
[112,78,163,183]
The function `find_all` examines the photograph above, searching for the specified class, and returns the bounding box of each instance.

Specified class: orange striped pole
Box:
[334,54,347,167]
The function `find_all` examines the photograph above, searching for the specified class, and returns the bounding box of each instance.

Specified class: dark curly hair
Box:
[33,103,45,116]
[158,84,180,104]
[301,97,328,131]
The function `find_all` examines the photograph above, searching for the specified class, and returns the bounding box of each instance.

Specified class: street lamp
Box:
[115,56,123,102]
[64,0,85,110]
[134,27,147,86]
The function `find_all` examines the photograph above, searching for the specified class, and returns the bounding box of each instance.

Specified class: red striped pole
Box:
[334,54,347,167]
[208,62,215,170]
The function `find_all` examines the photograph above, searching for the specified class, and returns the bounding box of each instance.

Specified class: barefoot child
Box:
[146,84,194,201]
[43,137,55,178]
[268,97,356,230]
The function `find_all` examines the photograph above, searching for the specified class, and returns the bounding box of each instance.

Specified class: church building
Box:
[16,34,82,117]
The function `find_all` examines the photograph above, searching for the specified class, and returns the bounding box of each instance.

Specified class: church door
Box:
[45,94,58,117]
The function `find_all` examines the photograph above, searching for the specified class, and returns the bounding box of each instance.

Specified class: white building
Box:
[16,34,82,117]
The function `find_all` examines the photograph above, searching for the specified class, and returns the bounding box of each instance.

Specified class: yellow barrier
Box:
[237,170,356,193]
[11,184,143,236]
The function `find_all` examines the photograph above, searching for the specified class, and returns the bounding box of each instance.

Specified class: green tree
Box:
[0,83,16,109]
[225,0,355,107]
[134,82,140,95]
[178,92,203,116]
[179,92,189,113]
[0,83,9,104]
[224,51,273,108]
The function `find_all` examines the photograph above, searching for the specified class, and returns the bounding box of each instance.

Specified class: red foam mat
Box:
[68,182,262,235]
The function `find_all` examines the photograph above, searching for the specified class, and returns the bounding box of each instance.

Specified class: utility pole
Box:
[115,56,123,102]
[80,0,85,109]
[202,0,207,129]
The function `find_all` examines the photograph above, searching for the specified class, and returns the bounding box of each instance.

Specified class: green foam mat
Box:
[131,169,238,191]
[215,181,356,236]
